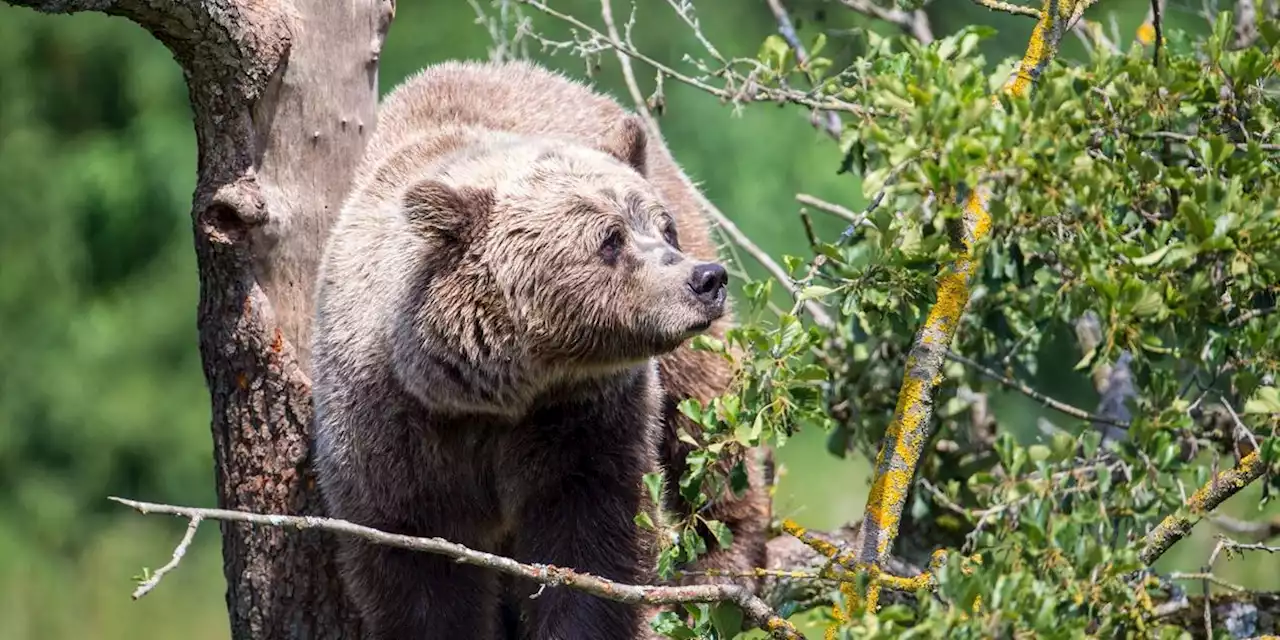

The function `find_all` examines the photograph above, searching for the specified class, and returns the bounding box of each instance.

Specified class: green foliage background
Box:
[0,1,1273,638]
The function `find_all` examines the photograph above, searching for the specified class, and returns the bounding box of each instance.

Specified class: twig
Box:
[132,515,202,599]
[969,0,1042,18]
[1168,571,1247,592]
[596,0,834,329]
[797,153,923,241]
[840,0,935,43]
[919,479,977,520]
[1139,130,1280,153]
[1219,396,1260,458]
[945,350,1130,428]
[765,0,843,139]
[1220,540,1280,555]
[599,0,659,133]
[1231,306,1276,327]
[1072,16,1120,54]
[795,193,869,227]
[522,0,871,117]
[110,497,803,639]
[662,0,725,66]
[1149,0,1167,66]
[1198,534,1280,636]
[1139,451,1266,565]
[1210,514,1280,540]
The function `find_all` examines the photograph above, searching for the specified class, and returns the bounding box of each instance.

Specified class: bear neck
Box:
[393,329,656,421]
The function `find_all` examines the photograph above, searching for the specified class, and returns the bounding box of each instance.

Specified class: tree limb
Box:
[111,497,804,640]
[853,0,1083,608]
[1140,450,1266,565]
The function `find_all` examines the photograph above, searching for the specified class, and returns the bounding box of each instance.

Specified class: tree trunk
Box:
[4,0,395,637]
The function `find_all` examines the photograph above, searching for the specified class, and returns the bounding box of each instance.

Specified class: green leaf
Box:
[649,610,695,639]
[1130,244,1174,267]
[634,511,655,531]
[643,472,665,505]
[1027,444,1051,463]
[757,34,790,71]
[1244,387,1280,415]
[709,602,744,637]
[809,32,827,58]
[797,285,837,301]
[782,254,805,275]
[705,519,734,550]
[1130,286,1166,318]
[793,364,829,382]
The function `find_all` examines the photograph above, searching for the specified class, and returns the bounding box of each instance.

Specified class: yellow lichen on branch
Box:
[1139,451,1265,565]
[851,0,1083,610]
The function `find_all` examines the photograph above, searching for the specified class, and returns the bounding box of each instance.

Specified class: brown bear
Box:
[311,60,770,639]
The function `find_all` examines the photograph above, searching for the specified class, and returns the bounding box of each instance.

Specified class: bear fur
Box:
[311,60,771,639]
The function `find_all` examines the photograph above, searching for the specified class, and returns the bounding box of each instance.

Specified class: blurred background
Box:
[0,1,1267,638]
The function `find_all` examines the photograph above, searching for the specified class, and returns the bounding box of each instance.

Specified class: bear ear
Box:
[598,114,648,176]
[402,179,491,252]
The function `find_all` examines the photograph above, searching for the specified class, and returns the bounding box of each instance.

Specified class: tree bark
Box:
[4,0,394,637]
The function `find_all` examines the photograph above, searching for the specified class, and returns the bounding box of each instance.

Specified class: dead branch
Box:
[111,497,804,640]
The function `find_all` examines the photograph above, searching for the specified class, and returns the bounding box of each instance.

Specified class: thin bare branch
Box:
[1211,514,1280,540]
[1072,17,1120,54]
[795,193,870,228]
[969,0,1042,18]
[840,0,935,43]
[521,0,871,117]
[1231,305,1277,327]
[945,350,1130,428]
[132,515,202,600]
[1149,0,1167,65]
[599,0,658,131]
[1168,571,1247,592]
[110,497,803,639]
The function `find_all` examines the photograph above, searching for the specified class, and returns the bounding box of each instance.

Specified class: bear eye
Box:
[599,228,625,265]
[661,218,679,249]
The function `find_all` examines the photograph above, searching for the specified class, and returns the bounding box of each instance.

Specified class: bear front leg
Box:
[336,536,502,640]
[509,475,655,639]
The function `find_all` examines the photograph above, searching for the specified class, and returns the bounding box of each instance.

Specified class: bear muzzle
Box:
[686,262,728,328]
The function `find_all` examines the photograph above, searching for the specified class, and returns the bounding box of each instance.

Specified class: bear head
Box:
[389,116,728,416]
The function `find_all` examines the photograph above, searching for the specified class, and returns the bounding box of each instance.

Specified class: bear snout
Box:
[688,262,728,309]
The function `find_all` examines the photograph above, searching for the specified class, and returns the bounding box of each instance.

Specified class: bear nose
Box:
[688,263,728,302]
